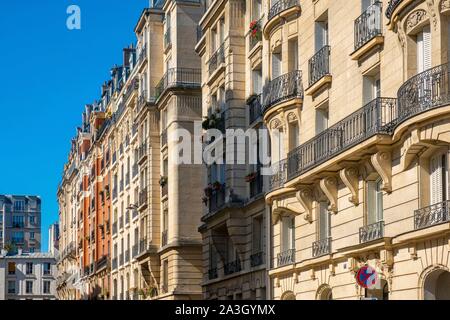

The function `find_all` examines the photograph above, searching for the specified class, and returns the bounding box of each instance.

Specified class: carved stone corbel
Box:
[371,150,392,193]
[319,176,338,214]
[296,187,314,223]
[339,166,360,206]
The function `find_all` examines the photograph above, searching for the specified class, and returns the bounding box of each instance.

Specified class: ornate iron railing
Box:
[359,220,384,243]
[250,251,264,267]
[224,259,242,275]
[308,45,331,87]
[263,70,303,113]
[386,0,402,19]
[155,68,201,100]
[208,186,226,213]
[208,42,225,76]
[312,237,331,257]
[414,200,450,230]
[268,0,300,22]
[277,248,295,267]
[248,94,262,124]
[397,63,450,125]
[208,267,218,280]
[286,97,396,181]
[354,2,383,51]
[269,159,288,191]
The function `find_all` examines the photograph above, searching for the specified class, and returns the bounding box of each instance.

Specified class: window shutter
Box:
[319,202,329,240]
[272,53,281,79]
[376,179,384,222]
[423,25,431,71]
[417,31,424,73]
[367,181,376,225]
[430,154,444,205]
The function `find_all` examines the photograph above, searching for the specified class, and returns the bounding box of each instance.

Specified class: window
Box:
[163,210,168,233]
[30,232,35,240]
[26,281,33,294]
[43,263,51,275]
[363,72,381,104]
[163,259,169,293]
[288,38,299,72]
[289,122,299,151]
[272,128,285,164]
[252,216,264,253]
[29,216,36,225]
[315,105,329,134]
[367,178,384,225]
[417,25,431,73]
[252,69,262,95]
[26,262,33,275]
[252,0,262,19]
[8,262,16,275]
[430,152,448,205]
[43,281,51,294]
[8,281,15,294]
[210,162,225,185]
[12,216,24,228]
[219,18,225,44]
[14,200,25,211]
[315,19,329,52]
[281,216,295,252]
[318,202,331,240]
[271,51,282,79]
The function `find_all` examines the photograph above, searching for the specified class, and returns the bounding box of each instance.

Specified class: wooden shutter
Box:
[272,53,281,79]
[430,154,444,205]
[423,25,431,71]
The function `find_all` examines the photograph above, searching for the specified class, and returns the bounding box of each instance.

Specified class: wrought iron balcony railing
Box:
[263,70,303,113]
[224,259,242,276]
[269,159,288,191]
[277,248,295,267]
[208,186,226,213]
[208,267,218,280]
[309,45,331,87]
[155,68,201,100]
[414,200,450,230]
[286,97,397,182]
[268,0,300,22]
[312,237,331,257]
[248,94,262,125]
[208,42,225,76]
[359,220,384,243]
[250,251,264,267]
[386,0,401,19]
[354,2,383,51]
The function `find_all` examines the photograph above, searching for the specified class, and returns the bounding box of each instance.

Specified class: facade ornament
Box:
[270,118,283,130]
[371,150,392,193]
[319,176,338,214]
[339,166,360,206]
[329,263,336,276]
[287,112,297,123]
[406,9,428,33]
[296,187,314,223]
[441,0,450,12]
[426,0,438,30]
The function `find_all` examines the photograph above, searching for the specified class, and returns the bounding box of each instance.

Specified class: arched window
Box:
[423,268,450,300]
[281,291,296,300]
[317,284,333,300]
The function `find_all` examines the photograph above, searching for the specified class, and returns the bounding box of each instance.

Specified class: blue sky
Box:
[0,0,148,251]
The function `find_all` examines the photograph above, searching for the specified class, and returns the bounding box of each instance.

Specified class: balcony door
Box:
[272,51,282,79]
[430,152,448,206]
[367,178,383,225]
[315,20,328,52]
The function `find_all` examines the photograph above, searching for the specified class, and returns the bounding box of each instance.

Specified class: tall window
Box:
[417,25,431,73]
[26,281,33,294]
[252,69,262,95]
[8,281,15,294]
[43,263,51,275]
[289,122,299,151]
[8,262,16,275]
[14,200,25,211]
[163,259,169,292]
[430,152,448,205]
[315,104,329,134]
[252,216,264,253]
[26,262,33,275]
[288,38,299,72]
[367,178,383,225]
[271,51,282,79]
[43,281,51,294]
[315,19,329,52]
[281,216,295,252]
[252,0,262,19]
[363,72,381,104]
[318,202,331,240]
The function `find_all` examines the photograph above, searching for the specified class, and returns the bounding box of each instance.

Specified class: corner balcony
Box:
[264,0,301,38]
[262,70,303,118]
[247,94,263,125]
[352,1,383,60]
[154,68,201,103]
[359,220,384,244]
[277,248,295,267]
[306,45,331,95]
[312,237,331,258]
[414,200,450,230]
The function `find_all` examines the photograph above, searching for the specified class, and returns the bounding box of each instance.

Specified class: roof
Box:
[0,252,57,260]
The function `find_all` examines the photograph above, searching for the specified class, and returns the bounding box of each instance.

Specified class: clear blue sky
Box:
[0,0,148,252]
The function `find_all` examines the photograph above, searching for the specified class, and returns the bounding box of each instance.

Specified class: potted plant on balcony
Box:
[245,171,258,183]
[159,176,168,187]
[202,111,223,131]
[249,19,262,42]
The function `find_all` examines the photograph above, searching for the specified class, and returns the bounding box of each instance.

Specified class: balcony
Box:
[208,185,226,214]
[269,159,288,191]
[414,200,450,230]
[277,248,295,267]
[250,251,264,267]
[208,42,225,77]
[307,45,331,91]
[386,0,402,19]
[154,68,201,101]
[139,188,148,209]
[353,2,383,55]
[263,70,303,115]
[224,259,242,276]
[132,244,139,258]
[285,97,397,184]
[208,267,218,280]
[164,27,171,51]
[96,256,108,271]
[248,94,262,125]
[161,230,168,247]
[265,0,301,37]
[359,220,384,243]
[312,238,331,258]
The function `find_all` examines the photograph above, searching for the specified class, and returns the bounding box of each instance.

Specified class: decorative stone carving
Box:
[339,166,360,206]
[296,187,314,223]
[441,0,450,12]
[272,199,302,224]
[270,118,283,130]
[287,112,297,123]
[406,10,428,33]
[319,176,338,214]
[371,150,392,193]
[426,0,437,30]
